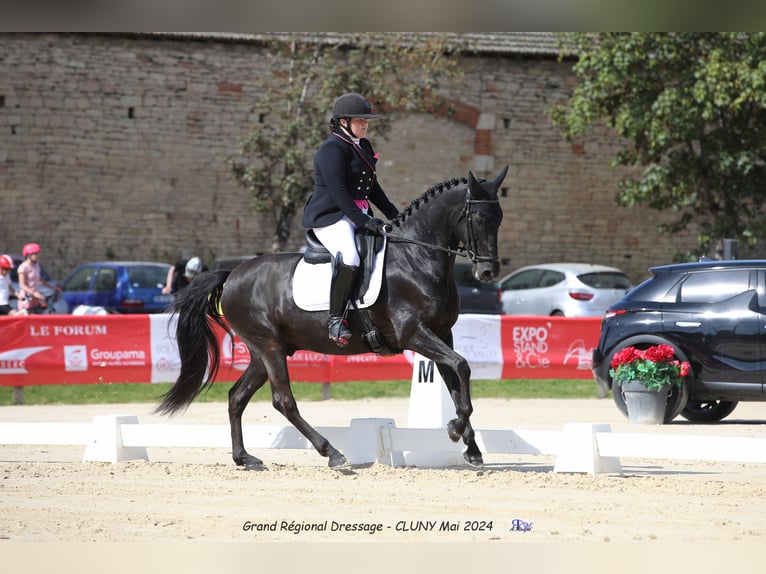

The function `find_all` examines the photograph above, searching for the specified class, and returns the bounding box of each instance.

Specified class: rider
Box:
[16,243,61,313]
[302,93,399,347]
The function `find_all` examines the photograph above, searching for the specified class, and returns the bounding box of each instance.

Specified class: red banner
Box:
[0,314,601,387]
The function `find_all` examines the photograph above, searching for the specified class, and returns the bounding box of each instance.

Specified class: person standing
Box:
[0,254,20,316]
[302,93,399,347]
[162,256,206,295]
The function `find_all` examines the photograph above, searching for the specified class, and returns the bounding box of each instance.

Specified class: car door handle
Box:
[675,321,701,327]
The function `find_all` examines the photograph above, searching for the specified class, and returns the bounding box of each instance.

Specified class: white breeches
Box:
[313,216,360,267]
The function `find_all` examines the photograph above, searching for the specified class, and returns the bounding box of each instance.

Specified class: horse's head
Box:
[461,165,507,283]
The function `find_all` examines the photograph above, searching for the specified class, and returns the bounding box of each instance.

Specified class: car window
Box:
[128,266,168,289]
[94,268,117,291]
[678,270,753,304]
[499,269,540,291]
[579,271,631,290]
[63,267,95,292]
[538,270,564,288]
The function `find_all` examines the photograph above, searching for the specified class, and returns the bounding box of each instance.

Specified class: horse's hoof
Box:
[464,452,484,467]
[447,420,461,442]
[328,453,350,469]
[235,454,264,470]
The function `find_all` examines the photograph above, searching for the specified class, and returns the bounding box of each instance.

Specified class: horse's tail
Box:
[155,269,232,415]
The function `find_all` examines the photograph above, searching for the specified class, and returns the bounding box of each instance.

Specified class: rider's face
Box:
[349,117,369,138]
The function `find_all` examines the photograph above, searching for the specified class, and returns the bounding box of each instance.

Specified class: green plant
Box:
[609,344,690,391]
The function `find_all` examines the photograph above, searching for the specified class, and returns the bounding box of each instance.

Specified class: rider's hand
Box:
[362,218,385,234]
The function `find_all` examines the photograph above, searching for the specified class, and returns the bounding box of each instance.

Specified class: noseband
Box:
[383,191,500,265]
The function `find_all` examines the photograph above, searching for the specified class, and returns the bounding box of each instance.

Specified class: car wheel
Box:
[607,337,691,423]
[680,400,738,422]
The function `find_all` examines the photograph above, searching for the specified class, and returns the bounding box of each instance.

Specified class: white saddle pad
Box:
[292,238,386,312]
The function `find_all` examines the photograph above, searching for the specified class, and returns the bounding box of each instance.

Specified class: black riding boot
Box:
[328,255,357,347]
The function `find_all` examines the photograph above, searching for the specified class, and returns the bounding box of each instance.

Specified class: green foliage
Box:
[551,33,766,254]
[228,33,463,251]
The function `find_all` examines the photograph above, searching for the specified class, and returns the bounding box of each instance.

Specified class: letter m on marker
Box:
[418,359,435,383]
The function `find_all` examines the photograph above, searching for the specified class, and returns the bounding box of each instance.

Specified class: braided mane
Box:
[389,177,467,229]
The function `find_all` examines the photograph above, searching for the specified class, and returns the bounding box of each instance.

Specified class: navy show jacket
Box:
[302,131,399,229]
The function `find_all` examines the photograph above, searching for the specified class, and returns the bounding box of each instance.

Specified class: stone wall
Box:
[0,33,700,284]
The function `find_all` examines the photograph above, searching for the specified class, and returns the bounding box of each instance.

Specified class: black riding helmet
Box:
[331,93,379,120]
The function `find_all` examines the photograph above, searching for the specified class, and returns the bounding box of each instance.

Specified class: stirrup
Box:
[329,317,352,347]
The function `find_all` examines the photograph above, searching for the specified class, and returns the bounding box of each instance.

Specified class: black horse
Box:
[156,166,507,469]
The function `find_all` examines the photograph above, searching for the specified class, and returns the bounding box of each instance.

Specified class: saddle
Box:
[303,229,385,304]
[302,229,392,354]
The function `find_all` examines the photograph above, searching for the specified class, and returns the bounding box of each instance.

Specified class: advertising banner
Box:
[0,314,601,387]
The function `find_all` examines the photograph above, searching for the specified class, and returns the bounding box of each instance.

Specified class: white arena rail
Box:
[3,355,766,473]
[3,416,766,474]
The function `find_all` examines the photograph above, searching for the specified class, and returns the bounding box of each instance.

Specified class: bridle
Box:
[382,192,501,265]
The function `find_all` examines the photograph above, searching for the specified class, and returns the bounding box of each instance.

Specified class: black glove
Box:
[361,217,385,234]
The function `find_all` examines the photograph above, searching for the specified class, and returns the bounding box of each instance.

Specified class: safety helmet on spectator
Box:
[184,256,204,279]
[22,243,41,257]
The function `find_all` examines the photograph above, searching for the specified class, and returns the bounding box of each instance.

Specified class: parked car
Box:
[59,261,172,314]
[592,259,766,423]
[454,263,503,314]
[497,262,632,317]
[8,254,68,314]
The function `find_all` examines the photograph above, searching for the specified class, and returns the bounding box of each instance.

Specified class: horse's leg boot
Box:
[328,254,357,347]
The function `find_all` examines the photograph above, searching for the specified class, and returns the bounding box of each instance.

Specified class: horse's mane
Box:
[389,177,467,229]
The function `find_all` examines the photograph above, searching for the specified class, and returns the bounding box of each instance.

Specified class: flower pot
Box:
[620,380,670,424]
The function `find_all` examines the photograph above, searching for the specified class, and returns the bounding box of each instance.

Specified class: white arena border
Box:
[2,355,766,474]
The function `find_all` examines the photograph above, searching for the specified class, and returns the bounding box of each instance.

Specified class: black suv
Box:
[592,260,766,423]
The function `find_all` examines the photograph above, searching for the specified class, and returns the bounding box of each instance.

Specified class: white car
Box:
[497,262,632,317]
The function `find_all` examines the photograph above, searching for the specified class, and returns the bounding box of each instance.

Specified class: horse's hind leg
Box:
[229,360,269,469]
[262,353,349,469]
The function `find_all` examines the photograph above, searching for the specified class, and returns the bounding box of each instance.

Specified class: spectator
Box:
[0,254,20,316]
[162,256,207,294]
[16,243,61,314]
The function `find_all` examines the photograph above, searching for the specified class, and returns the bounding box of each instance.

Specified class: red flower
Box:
[610,346,641,369]
[642,344,675,363]
[609,343,691,390]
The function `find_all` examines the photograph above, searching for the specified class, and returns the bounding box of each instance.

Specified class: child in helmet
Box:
[16,243,61,314]
[0,254,21,315]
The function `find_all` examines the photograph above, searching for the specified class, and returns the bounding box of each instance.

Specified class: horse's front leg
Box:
[229,360,269,469]
[409,328,483,467]
[436,363,483,467]
[262,354,349,469]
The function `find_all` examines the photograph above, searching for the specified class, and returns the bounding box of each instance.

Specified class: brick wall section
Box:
[0,34,701,284]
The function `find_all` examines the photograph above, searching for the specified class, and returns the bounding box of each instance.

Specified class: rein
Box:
[382,193,500,264]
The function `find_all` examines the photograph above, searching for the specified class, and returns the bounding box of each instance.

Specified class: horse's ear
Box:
[491,165,509,188]
[467,170,486,200]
